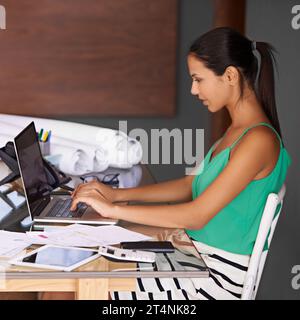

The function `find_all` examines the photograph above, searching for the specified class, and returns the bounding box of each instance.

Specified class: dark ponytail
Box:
[189,27,282,138]
[255,42,282,137]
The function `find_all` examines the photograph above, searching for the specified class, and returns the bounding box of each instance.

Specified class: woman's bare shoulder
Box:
[232,125,281,176]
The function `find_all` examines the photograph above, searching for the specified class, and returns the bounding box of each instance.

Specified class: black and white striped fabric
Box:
[110,241,250,300]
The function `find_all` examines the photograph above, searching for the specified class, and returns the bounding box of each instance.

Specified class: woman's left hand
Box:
[70,188,115,219]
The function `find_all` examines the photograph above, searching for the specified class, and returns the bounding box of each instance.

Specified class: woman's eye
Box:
[193,78,201,83]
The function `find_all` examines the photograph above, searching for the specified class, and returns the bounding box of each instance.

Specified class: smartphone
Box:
[120,241,175,253]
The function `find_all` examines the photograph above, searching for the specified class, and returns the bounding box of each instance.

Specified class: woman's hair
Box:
[189,27,282,137]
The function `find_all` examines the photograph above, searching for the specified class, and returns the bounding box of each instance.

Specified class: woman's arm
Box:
[72,174,195,205]
[115,175,194,203]
[71,128,274,229]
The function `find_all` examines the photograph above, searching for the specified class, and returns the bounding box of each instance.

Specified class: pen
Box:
[46,130,51,142]
[38,128,43,141]
[43,131,49,142]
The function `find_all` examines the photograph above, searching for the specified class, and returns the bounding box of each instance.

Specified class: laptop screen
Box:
[14,122,51,218]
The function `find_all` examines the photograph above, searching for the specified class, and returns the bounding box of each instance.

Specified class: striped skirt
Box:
[110,241,250,300]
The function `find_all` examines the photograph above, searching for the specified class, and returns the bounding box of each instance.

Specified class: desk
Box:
[0,163,208,300]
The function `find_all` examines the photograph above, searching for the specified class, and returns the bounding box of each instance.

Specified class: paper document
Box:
[0,231,31,258]
[26,224,152,247]
[70,224,153,245]
[26,228,98,247]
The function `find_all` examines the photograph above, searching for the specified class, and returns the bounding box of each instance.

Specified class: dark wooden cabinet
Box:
[0,1,177,116]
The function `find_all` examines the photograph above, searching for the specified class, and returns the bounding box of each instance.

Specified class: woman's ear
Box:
[224,66,239,86]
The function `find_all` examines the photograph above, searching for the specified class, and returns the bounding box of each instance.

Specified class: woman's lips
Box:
[198,97,208,105]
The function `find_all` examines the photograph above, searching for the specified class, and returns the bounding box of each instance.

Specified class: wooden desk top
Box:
[0,163,209,279]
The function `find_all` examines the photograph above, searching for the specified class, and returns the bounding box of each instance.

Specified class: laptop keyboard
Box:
[46,198,87,218]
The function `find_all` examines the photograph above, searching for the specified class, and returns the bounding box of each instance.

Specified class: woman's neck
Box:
[225,88,269,129]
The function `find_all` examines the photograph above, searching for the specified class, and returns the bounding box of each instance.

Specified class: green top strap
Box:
[230,122,282,150]
[210,127,230,152]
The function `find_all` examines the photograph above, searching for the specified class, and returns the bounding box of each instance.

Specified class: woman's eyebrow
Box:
[191,73,202,77]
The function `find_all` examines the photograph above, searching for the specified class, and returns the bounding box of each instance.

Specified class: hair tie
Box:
[251,41,257,51]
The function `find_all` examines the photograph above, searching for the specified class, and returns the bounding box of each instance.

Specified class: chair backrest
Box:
[241,184,286,300]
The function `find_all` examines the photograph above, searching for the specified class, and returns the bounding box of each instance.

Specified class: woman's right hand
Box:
[71,180,119,203]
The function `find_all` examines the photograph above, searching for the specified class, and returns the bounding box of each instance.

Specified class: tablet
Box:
[9,245,100,271]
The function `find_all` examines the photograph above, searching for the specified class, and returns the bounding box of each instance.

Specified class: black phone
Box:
[120,241,175,253]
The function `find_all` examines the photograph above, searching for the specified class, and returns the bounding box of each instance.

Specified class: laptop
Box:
[14,121,118,225]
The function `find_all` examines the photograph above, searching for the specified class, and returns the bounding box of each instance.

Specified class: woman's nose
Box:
[190,82,198,95]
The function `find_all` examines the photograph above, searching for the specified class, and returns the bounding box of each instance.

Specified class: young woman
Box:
[70,27,292,300]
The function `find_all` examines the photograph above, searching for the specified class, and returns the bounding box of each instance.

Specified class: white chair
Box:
[241,183,286,300]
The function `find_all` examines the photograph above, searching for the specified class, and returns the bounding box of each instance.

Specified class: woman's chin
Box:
[202,101,218,112]
[207,105,218,113]
[207,104,222,113]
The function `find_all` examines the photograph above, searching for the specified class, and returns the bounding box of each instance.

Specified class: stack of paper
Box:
[26,224,152,247]
[0,231,31,258]
[0,225,152,260]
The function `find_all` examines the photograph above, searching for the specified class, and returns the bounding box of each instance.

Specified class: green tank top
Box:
[186,122,292,255]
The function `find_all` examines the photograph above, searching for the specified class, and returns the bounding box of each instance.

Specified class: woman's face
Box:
[187,54,232,112]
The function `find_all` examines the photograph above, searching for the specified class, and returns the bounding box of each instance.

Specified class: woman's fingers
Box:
[71,184,82,198]
[75,185,109,201]
[71,181,95,198]
[70,196,89,211]
[70,188,107,211]
[70,190,92,210]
